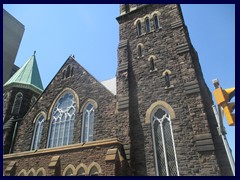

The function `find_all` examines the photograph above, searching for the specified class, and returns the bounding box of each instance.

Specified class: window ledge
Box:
[137,55,144,59]
[164,85,174,90]
[150,68,158,73]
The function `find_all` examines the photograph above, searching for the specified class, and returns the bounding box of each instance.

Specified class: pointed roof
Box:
[4,51,43,94]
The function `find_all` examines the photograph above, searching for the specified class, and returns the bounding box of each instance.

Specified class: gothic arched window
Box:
[154,15,159,29]
[89,166,99,176]
[66,65,71,78]
[149,58,155,71]
[138,45,142,57]
[165,72,170,87]
[137,21,142,36]
[151,107,179,176]
[77,167,86,176]
[145,17,151,33]
[81,103,95,143]
[31,114,45,150]
[125,4,130,13]
[48,91,76,148]
[11,92,23,115]
[31,96,37,106]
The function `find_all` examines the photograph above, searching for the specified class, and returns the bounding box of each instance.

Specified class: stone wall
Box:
[13,56,117,153]
[116,4,231,176]
[4,139,127,176]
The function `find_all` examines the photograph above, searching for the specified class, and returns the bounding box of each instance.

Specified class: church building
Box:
[3,4,233,176]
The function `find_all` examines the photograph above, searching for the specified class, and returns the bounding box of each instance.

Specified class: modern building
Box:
[3,9,24,84]
[3,4,233,176]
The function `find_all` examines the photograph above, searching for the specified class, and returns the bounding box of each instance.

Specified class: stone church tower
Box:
[3,4,233,176]
[116,4,232,175]
[3,52,43,154]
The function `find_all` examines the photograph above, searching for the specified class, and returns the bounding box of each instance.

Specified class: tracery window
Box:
[145,17,151,33]
[137,21,142,36]
[11,92,23,115]
[81,103,95,143]
[31,114,45,150]
[151,107,179,176]
[48,92,76,148]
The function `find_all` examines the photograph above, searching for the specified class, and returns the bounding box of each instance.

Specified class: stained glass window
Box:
[81,103,94,143]
[48,92,76,148]
[151,108,178,176]
[31,114,45,150]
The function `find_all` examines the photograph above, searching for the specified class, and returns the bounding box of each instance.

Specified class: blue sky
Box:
[3,4,235,160]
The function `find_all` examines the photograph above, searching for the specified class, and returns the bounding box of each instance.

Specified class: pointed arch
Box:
[81,99,97,143]
[136,43,144,58]
[148,55,157,72]
[76,163,88,176]
[162,70,172,88]
[145,101,175,124]
[27,168,36,176]
[36,167,46,176]
[11,92,23,115]
[63,164,76,176]
[150,106,179,176]
[47,88,79,120]
[31,111,46,150]
[87,162,102,176]
[47,88,79,148]
[18,169,27,176]
[145,17,151,33]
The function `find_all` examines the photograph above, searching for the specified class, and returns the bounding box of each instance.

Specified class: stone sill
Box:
[4,138,120,159]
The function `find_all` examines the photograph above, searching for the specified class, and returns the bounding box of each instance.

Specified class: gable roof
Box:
[4,51,43,94]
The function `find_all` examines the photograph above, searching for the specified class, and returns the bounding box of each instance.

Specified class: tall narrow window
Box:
[150,58,155,71]
[145,18,151,33]
[31,114,45,150]
[30,96,37,106]
[154,15,159,29]
[125,4,130,13]
[81,103,95,143]
[11,92,23,115]
[48,92,76,148]
[138,45,142,57]
[66,65,71,78]
[137,21,142,36]
[165,72,170,87]
[151,108,178,176]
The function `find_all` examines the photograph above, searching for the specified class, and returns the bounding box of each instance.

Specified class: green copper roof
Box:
[4,51,43,93]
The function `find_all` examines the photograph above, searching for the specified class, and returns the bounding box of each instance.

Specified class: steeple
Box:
[4,51,43,94]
